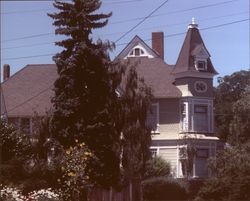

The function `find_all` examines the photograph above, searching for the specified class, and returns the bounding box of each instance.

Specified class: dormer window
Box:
[195,59,207,71]
[128,47,145,57]
[197,61,206,70]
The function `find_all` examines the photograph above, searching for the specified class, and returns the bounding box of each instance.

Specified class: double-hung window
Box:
[193,105,208,132]
[146,103,159,133]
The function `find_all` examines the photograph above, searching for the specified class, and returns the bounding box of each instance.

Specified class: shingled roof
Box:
[1,64,57,117]
[173,25,217,74]
[122,57,181,98]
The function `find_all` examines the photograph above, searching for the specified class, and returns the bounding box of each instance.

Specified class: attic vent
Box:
[128,47,145,57]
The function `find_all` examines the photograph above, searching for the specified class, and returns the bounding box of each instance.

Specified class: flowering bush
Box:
[0,185,61,201]
[59,140,94,200]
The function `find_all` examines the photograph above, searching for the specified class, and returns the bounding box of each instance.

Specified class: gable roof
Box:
[173,26,217,74]
[115,35,159,59]
[122,57,181,98]
[1,64,57,117]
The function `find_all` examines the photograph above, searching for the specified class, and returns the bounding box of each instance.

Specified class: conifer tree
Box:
[48,0,121,187]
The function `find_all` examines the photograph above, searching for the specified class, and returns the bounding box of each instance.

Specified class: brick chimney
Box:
[3,64,10,81]
[152,32,164,60]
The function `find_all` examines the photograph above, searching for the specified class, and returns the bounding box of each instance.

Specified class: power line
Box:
[1,0,246,43]
[116,18,249,46]
[2,33,53,43]
[104,0,144,4]
[101,11,249,37]
[5,85,54,115]
[2,11,248,50]
[1,8,53,15]
[110,0,242,25]
[115,0,169,43]
[0,0,144,15]
[2,42,55,50]
[2,18,249,61]
[3,54,55,61]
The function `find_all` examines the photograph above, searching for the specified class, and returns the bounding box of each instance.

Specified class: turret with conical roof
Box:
[173,18,217,76]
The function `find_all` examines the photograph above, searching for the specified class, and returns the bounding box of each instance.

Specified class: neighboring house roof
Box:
[1,64,57,117]
[173,26,218,74]
[122,57,181,98]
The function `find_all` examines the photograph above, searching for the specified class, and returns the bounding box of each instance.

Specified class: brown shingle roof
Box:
[1,58,181,118]
[173,27,217,74]
[1,64,57,117]
[123,57,181,98]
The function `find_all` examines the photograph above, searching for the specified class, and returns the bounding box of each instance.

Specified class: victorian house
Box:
[0,19,222,178]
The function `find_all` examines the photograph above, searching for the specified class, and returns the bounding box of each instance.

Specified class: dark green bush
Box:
[142,177,188,201]
[144,156,171,179]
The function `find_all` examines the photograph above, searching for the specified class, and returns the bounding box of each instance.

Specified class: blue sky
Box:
[1,0,249,84]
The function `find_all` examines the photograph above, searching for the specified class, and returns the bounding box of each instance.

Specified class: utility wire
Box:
[115,0,169,43]
[0,0,144,15]
[2,42,55,50]
[115,18,249,46]
[2,18,249,61]
[102,11,249,37]
[110,0,242,25]
[104,0,144,4]
[1,0,245,43]
[2,11,248,50]
[4,85,54,115]
[2,33,53,43]
[3,54,55,61]
[1,8,53,15]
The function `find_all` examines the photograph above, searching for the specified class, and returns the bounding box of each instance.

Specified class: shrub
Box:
[142,177,188,201]
[144,156,171,179]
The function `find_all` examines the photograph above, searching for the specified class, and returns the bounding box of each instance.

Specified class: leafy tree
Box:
[48,0,122,187]
[196,142,250,201]
[229,86,250,144]
[214,70,250,143]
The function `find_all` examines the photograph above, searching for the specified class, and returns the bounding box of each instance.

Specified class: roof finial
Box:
[188,17,198,29]
[192,17,196,24]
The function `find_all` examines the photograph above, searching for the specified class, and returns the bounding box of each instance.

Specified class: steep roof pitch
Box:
[121,57,181,98]
[1,64,57,117]
[115,35,159,59]
[173,26,217,74]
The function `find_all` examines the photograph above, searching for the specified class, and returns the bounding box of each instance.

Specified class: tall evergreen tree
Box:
[48,0,121,187]
[118,64,152,199]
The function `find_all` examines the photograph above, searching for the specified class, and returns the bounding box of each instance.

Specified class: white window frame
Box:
[180,98,214,133]
[147,102,160,134]
[128,45,146,57]
[180,101,189,132]
[195,58,207,71]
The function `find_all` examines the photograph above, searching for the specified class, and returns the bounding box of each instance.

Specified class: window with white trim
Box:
[128,47,145,57]
[146,103,159,133]
[181,102,188,131]
[194,58,207,71]
[150,148,158,158]
[193,105,208,132]
[180,99,213,133]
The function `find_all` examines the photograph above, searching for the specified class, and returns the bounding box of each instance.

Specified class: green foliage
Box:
[142,177,188,201]
[144,156,171,179]
[48,0,121,187]
[0,120,31,162]
[215,70,250,143]
[229,86,250,144]
[59,142,93,200]
[0,120,33,185]
[119,65,153,182]
[196,142,250,201]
